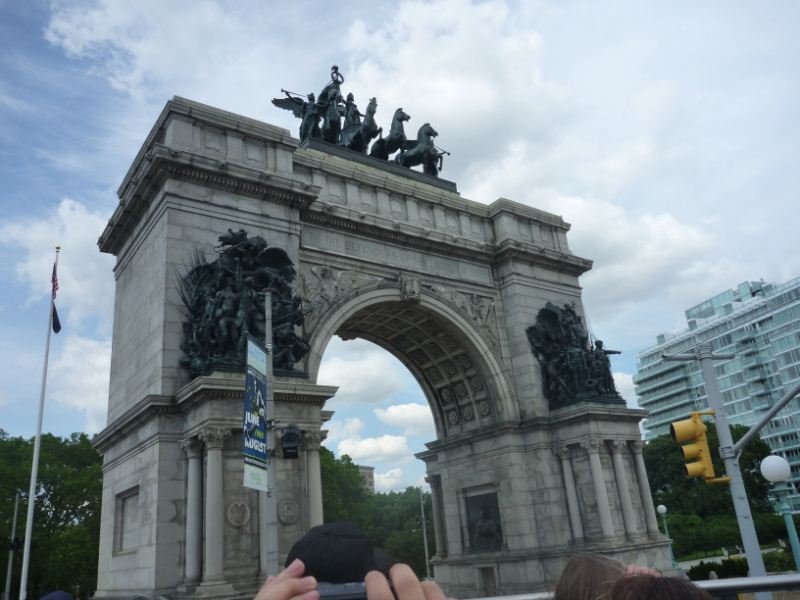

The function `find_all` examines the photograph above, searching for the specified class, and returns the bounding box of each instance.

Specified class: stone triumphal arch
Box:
[93,96,671,600]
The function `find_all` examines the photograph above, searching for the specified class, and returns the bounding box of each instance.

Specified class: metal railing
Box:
[469,573,800,600]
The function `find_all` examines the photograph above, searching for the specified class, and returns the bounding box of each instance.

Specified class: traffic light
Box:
[670,411,716,479]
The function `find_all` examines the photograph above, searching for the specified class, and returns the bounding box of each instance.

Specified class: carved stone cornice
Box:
[199,427,231,449]
[302,430,327,450]
[494,239,592,277]
[92,395,179,453]
[100,146,319,255]
[180,436,203,459]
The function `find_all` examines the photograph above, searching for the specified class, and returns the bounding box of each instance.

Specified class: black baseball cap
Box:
[285,521,394,583]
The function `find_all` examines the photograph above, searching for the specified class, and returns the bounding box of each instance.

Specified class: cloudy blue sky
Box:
[1,0,798,491]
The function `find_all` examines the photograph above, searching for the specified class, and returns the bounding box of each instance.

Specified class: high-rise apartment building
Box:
[634,277,800,511]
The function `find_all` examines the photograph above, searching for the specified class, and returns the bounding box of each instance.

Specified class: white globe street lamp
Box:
[759,454,800,572]
[657,504,677,567]
[761,454,792,483]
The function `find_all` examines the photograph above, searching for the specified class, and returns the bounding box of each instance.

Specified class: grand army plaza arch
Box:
[93,67,671,600]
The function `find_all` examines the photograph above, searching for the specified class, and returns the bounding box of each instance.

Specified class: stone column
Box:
[426,475,446,557]
[555,445,584,542]
[631,441,660,535]
[586,439,615,538]
[304,430,326,527]
[608,440,638,536]
[200,427,230,581]
[181,436,204,583]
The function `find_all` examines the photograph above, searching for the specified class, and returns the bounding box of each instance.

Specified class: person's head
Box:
[553,553,626,600]
[609,574,712,600]
[347,92,354,102]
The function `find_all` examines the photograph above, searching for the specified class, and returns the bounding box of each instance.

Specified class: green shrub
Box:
[687,558,748,581]
[764,550,795,573]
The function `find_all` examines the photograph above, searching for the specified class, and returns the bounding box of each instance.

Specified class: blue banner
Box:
[243,335,268,491]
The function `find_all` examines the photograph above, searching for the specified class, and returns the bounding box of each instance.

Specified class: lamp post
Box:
[657,504,678,568]
[419,488,431,579]
[760,455,800,572]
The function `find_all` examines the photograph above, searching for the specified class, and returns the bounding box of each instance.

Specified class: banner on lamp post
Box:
[243,335,269,491]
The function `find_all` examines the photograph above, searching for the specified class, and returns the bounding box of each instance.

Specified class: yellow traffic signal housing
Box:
[670,412,717,480]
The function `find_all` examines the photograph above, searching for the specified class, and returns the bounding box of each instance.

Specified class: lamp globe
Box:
[760,454,791,483]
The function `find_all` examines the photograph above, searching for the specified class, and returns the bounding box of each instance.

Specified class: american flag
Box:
[51,262,59,299]
[51,260,61,333]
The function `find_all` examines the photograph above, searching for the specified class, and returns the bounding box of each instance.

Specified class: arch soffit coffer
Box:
[306,286,515,438]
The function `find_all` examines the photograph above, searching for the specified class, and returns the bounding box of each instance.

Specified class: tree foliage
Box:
[0,430,102,599]
[320,448,435,577]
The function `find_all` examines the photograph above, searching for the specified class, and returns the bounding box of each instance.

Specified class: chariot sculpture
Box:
[272,65,449,178]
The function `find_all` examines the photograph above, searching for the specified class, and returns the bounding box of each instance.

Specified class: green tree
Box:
[362,488,435,578]
[320,447,371,525]
[0,430,102,599]
[319,451,435,577]
[644,422,772,518]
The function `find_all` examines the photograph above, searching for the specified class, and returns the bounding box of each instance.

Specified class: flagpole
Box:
[19,247,60,600]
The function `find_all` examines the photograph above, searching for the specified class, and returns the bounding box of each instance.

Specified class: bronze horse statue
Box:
[369,108,410,160]
[339,97,381,153]
[394,123,445,177]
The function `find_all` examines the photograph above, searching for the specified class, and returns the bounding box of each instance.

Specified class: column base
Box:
[191,580,237,599]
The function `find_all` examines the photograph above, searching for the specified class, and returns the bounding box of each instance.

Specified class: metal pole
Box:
[3,492,20,600]
[19,249,59,600]
[666,344,769,599]
[259,290,279,576]
[660,513,677,568]
[775,488,800,572]
[733,381,800,455]
[419,488,431,579]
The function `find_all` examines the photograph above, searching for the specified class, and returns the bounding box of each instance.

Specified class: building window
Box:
[114,485,141,554]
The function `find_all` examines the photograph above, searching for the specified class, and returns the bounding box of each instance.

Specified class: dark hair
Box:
[553,554,627,600]
[609,574,713,600]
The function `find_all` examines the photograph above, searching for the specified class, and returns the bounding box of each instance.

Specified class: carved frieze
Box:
[299,265,382,333]
[423,284,501,355]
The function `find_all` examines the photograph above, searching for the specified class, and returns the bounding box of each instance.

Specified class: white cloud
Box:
[49,335,111,433]
[374,468,405,492]
[613,372,638,409]
[338,435,411,464]
[0,199,115,330]
[319,349,408,405]
[323,417,365,447]
[374,403,434,437]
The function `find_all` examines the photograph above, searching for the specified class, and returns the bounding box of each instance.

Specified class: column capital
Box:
[607,439,628,454]
[200,427,230,450]
[582,438,603,454]
[630,440,644,454]
[552,444,573,459]
[303,430,327,450]
[181,435,203,459]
